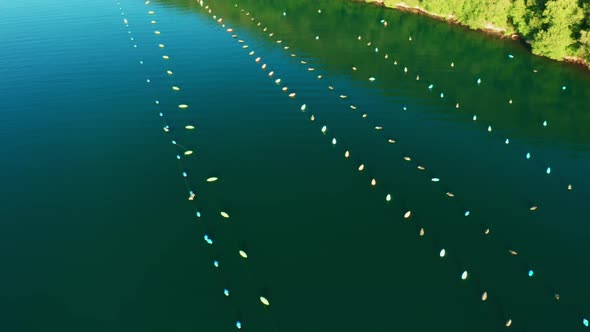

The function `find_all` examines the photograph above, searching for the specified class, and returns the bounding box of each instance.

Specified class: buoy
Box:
[488,126,492,132]
[317,75,323,79]
[456,103,460,108]
[473,115,477,121]
[328,86,334,90]
[481,292,488,301]
[308,67,314,71]
[332,138,337,145]
[204,234,212,244]
[220,211,229,219]
[236,321,242,329]
[345,151,350,158]
[439,249,446,257]
[419,228,425,236]
[583,318,588,327]
[184,150,194,156]
[188,191,196,200]
[371,179,376,186]
[158,44,165,48]
[404,211,411,219]
[224,289,230,296]
[301,104,306,111]
[227,28,233,32]
[339,95,347,99]
[185,125,195,130]
[172,86,180,91]
[239,250,248,258]
[162,55,170,60]
[148,10,155,14]
[508,250,518,255]
[213,260,219,267]
[260,296,270,306]
[207,177,218,182]
[249,51,254,56]
[505,138,510,144]
[526,152,531,159]
[431,178,440,182]
[261,63,267,70]
[369,77,375,82]
[255,57,261,62]
[446,192,455,198]
[275,78,281,84]
[386,194,391,201]
[464,211,470,216]
[554,293,560,301]
[417,166,425,171]
[269,71,274,77]
[352,66,357,71]
[178,104,188,109]
[403,156,411,161]
[167,70,173,75]
[530,205,538,211]
[315,36,319,40]
[358,164,365,171]
[282,87,288,92]
[505,319,512,327]
[321,126,327,133]
[154,30,160,35]
[288,92,296,98]
[310,115,315,121]
[543,120,548,127]
[477,78,481,85]
[528,270,534,277]
[388,139,396,144]
[461,271,468,280]
[350,105,357,110]
[546,167,551,174]
[568,184,572,190]
[375,126,383,130]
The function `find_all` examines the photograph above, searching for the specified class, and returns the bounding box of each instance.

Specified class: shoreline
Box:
[365,0,589,70]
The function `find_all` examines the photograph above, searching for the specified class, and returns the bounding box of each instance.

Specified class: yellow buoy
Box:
[162,55,170,60]
[375,126,383,130]
[148,10,155,14]
[339,95,347,99]
[388,139,396,144]
[282,87,288,92]
[261,64,267,70]
[260,296,270,306]
[178,104,188,109]
[417,166,425,170]
[403,156,411,161]
[404,211,411,219]
[184,150,194,156]
[239,250,248,258]
[268,71,274,77]
[220,211,229,218]
[508,250,518,256]
[371,179,376,186]
[207,177,218,182]
[505,319,512,327]
[172,86,180,91]
[481,292,488,301]
[288,93,296,98]
[166,70,173,75]
[158,44,165,48]
[154,30,161,35]
[328,86,334,90]
[185,125,195,130]
[419,228,425,236]
[350,105,357,110]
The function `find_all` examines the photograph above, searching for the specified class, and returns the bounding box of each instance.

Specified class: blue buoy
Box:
[526,152,531,159]
[528,270,534,277]
[583,318,588,327]
[546,167,552,174]
[562,86,567,91]
[403,106,407,111]
[204,235,213,245]
[440,93,444,98]
[196,211,201,217]
[477,78,481,85]
[236,321,242,329]
[176,155,181,160]
[155,100,160,104]
[171,140,177,145]
[508,54,514,59]
[505,138,510,144]
[223,288,229,296]
[182,172,187,177]
[464,211,470,217]
[158,112,163,117]
[213,260,219,267]
[428,84,434,90]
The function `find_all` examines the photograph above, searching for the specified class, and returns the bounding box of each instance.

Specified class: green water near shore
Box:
[1,0,589,331]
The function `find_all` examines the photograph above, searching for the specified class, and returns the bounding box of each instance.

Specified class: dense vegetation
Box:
[383,0,590,65]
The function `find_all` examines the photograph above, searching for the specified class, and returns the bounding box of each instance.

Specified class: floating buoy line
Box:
[115,1,279,330]
[201,1,588,328]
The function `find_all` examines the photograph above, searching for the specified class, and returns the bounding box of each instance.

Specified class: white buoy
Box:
[172,86,180,91]
[185,125,195,130]
[461,271,468,280]
[207,177,218,182]
[350,105,357,110]
[321,126,327,133]
[301,104,306,111]
[386,194,391,201]
[388,139,396,144]
[439,249,446,257]
[261,64,267,70]
[419,228,425,236]
[404,211,411,219]
[371,179,376,186]
[260,296,270,306]
[344,151,350,158]
[184,150,194,156]
[220,211,229,218]
[178,104,188,109]
[255,57,261,62]
[358,164,365,171]
[167,70,173,75]
[162,55,170,60]
[332,138,337,145]
[481,292,488,301]
[505,319,512,327]
[339,95,347,99]
[369,77,375,81]
[288,92,296,98]
[275,78,281,84]
[239,250,248,258]
[310,115,315,121]
[269,71,274,77]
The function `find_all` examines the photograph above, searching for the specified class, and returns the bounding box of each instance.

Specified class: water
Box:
[1,0,589,331]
